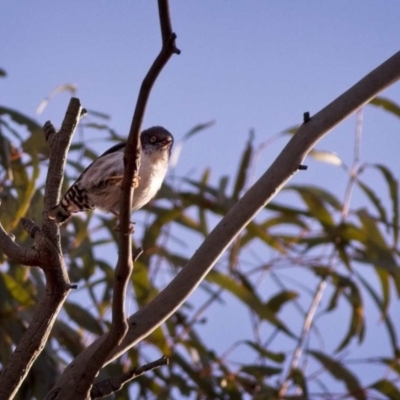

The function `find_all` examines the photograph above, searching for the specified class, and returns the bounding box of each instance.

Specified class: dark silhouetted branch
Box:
[91,356,168,399]
[61,51,400,374]
[0,98,83,399]
[46,1,179,398]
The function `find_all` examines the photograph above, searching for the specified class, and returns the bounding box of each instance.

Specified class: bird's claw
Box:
[105,175,140,189]
[132,175,140,189]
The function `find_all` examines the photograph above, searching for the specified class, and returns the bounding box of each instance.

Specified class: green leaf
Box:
[244,341,285,363]
[64,301,104,335]
[0,118,24,140]
[22,126,49,158]
[240,365,282,379]
[218,175,229,204]
[291,368,308,398]
[12,158,40,229]
[265,291,298,313]
[356,209,400,295]
[232,131,254,200]
[0,106,41,133]
[86,109,111,120]
[373,164,399,247]
[311,267,365,350]
[182,120,215,141]
[132,259,156,307]
[376,358,400,376]
[172,353,217,398]
[285,185,340,228]
[369,96,400,119]
[335,279,365,351]
[357,179,388,226]
[370,379,400,400]
[52,320,85,357]
[241,221,287,253]
[308,350,366,400]
[357,273,399,355]
[198,169,211,236]
[0,272,34,306]
[0,133,13,180]
[207,271,295,337]
[267,201,311,217]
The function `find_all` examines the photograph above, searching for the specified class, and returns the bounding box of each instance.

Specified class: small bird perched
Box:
[49,126,173,224]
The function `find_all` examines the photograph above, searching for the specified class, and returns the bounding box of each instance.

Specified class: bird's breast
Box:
[132,150,169,210]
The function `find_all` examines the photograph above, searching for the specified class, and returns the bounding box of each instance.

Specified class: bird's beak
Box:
[162,137,173,146]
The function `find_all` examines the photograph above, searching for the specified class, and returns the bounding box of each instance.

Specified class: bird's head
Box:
[141,126,174,156]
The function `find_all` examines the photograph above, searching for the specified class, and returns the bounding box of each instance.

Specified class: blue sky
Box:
[2,1,400,396]
[2,1,400,210]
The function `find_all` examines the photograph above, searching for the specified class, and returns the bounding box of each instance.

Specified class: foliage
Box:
[0,74,400,399]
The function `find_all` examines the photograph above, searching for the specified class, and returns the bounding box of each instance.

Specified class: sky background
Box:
[2,1,400,397]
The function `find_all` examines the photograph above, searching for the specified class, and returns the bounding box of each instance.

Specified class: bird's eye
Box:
[150,136,157,143]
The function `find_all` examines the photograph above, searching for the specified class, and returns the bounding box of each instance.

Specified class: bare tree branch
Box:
[0,213,40,266]
[0,98,83,399]
[53,51,400,378]
[42,104,87,240]
[46,2,180,399]
[103,50,400,362]
[90,356,168,399]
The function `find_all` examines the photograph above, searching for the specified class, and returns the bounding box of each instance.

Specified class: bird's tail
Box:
[48,204,71,225]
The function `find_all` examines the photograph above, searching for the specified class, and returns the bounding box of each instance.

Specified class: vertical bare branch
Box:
[46,2,180,398]
[0,98,83,400]
[42,99,86,242]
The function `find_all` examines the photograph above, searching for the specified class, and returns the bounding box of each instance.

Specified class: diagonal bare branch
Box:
[65,50,400,370]
[47,26,400,400]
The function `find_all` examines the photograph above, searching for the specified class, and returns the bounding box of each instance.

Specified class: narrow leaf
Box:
[207,271,294,337]
[309,150,342,166]
[183,120,215,140]
[308,350,366,400]
[232,131,254,200]
[244,341,285,363]
[370,379,400,399]
[64,302,104,335]
[241,365,282,378]
[357,180,388,226]
[369,96,400,119]
[373,164,399,246]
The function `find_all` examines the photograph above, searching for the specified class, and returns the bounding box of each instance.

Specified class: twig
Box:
[90,356,168,399]
[0,98,82,400]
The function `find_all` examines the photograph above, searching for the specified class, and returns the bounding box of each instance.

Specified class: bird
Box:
[49,126,173,224]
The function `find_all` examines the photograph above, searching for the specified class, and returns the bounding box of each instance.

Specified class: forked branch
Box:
[54,51,400,378]
[46,1,180,398]
[0,98,83,400]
